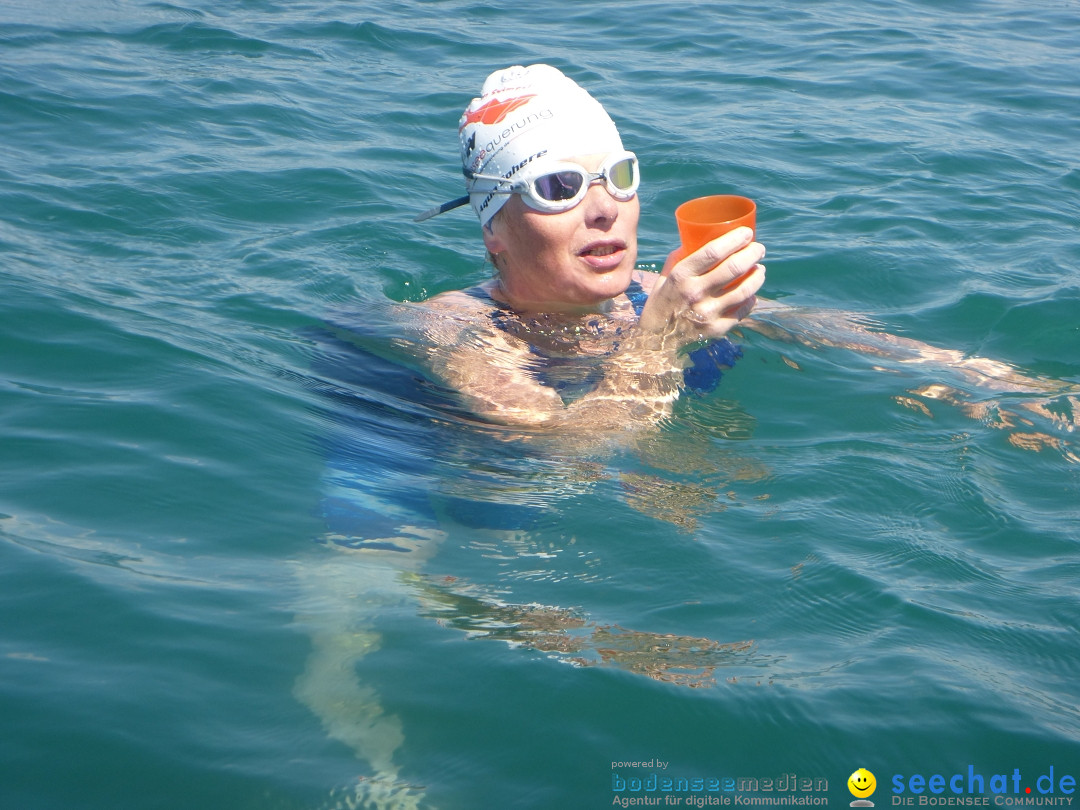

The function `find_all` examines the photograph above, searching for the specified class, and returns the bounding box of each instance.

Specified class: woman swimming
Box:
[415,64,765,430]
[414,63,1076,449]
[295,63,1077,810]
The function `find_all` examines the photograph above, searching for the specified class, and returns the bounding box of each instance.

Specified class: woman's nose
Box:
[581,180,619,226]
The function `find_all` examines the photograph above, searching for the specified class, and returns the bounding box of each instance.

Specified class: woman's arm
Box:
[744,299,1071,395]
[420,231,766,431]
[742,298,1079,457]
[420,292,683,430]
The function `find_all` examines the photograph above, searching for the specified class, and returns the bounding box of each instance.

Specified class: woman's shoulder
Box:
[414,281,509,349]
[424,279,499,310]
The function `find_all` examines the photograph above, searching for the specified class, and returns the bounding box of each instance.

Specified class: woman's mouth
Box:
[578,241,627,268]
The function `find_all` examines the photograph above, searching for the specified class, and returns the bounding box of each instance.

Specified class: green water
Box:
[2,1,1078,808]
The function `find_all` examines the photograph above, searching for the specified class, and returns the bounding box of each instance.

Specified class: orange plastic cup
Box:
[664,194,757,278]
[676,194,756,252]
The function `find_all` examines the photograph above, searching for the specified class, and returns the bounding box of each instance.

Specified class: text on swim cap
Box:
[476,150,548,215]
[467,108,555,172]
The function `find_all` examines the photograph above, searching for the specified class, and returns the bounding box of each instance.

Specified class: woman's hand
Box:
[640,226,766,345]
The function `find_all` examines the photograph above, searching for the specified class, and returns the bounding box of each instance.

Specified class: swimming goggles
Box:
[414,151,639,222]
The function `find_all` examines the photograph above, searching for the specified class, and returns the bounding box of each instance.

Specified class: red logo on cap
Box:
[460,94,536,129]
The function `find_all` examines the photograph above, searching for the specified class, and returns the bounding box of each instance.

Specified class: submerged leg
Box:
[293,533,442,810]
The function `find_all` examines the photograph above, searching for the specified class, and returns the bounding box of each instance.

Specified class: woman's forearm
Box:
[435,324,687,431]
[552,330,686,429]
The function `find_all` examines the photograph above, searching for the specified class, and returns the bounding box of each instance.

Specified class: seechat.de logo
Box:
[850,769,878,808]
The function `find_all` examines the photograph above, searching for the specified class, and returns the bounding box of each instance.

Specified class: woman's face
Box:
[482,154,640,313]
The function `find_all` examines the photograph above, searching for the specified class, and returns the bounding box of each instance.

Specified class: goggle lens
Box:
[534,171,583,202]
[607,156,637,193]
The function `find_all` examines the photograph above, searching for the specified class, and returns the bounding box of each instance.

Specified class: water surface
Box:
[2,1,1079,808]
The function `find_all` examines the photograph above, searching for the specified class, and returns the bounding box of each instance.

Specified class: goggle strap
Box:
[414,194,471,223]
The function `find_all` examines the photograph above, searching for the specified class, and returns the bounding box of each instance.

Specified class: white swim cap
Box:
[414,64,625,227]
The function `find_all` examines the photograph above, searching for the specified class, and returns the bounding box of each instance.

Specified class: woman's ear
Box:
[481,223,507,256]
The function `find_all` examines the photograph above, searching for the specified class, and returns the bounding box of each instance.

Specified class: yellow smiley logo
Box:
[848,768,877,798]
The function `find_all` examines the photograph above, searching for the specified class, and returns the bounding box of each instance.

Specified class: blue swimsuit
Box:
[623,278,742,393]
[480,277,741,395]
[313,278,741,548]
